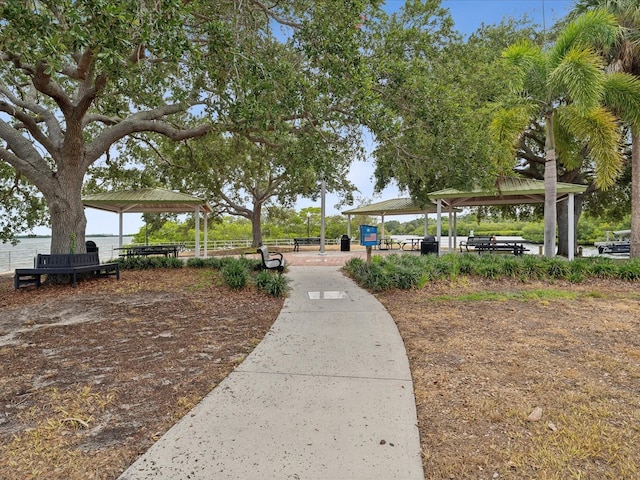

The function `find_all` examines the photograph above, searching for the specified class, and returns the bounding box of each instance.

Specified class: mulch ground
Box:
[1,268,640,479]
[0,268,283,479]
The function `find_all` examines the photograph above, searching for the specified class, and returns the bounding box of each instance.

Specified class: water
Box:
[0,236,133,273]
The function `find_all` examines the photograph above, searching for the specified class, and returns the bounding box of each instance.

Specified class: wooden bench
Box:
[14,252,120,289]
[293,237,321,251]
[257,245,285,273]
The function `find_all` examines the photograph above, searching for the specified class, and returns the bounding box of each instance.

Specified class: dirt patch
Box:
[0,268,283,479]
[376,278,640,479]
[2,268,640,479]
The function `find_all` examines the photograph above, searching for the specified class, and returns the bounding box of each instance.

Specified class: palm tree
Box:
[571,0,640,257]
[491,10,640,257]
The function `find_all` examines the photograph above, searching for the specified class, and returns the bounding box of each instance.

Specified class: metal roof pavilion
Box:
[82,188,212,254]
[428,177,588,260]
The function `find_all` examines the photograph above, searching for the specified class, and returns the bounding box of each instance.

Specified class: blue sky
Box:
[77,0,574,236]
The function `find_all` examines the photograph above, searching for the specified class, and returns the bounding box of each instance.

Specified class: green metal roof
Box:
[428,176,587,207]
[83,188,213,214]
[342,198,444,216]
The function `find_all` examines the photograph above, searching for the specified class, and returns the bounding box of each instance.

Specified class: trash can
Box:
[340,234,351,252]
[86,240,98,253]
[421,234,438,255]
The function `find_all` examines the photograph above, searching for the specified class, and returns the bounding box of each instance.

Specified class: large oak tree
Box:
[0,0,381,253]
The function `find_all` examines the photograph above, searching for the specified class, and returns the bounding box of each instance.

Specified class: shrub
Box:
[589,258,619,279]
[520,255,545,280]
[618,259,640,281]
[254,270,290,297]
[543,258,571,280]
[475,255,502,279]
[118,256,184,270]
[186,257,222,268]
[221,258,249,289]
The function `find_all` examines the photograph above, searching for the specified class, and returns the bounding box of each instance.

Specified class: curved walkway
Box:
[119,264,423,479]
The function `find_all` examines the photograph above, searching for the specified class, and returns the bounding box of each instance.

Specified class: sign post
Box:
[359,225,378,265]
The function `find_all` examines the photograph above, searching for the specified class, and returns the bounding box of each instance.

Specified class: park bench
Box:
[460,236,529,256]
[257,245,285,273]
[14,252,120,289]
[459,236,494,252]
[293,237,321,251]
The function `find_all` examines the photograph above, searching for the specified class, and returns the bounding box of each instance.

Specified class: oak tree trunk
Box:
[47,178,87,254]
[251,202,263,247]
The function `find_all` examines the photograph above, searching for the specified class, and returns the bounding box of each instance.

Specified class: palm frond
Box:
[554,120,584,171]
[550,9,618,67]
[602,71,640,131]
[559,105,624,188]
[549,47,605,111]
[490,104,537,167]
[502,41,547,94]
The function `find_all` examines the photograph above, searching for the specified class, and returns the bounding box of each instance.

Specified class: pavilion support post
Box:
[436,200,442,256]
[204,212,208,258]
[452,207,457,249]
[424,213,428,236]
[448,209,453,250]
[568,193,575,261]
[195,206,200,258]
[347,214,351,238]
[119,212,124,247]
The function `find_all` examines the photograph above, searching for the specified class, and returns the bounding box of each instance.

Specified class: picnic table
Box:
[400,237,424,251]
[116,244,181,258]
[460,236,529,256]
[377,237,402,250]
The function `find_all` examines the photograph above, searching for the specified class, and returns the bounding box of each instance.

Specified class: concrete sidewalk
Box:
[119,266,424,479]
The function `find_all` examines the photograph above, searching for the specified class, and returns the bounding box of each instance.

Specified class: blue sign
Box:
[360,225,378,247]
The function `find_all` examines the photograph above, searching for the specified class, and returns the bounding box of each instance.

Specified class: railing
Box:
[122,237,346,255]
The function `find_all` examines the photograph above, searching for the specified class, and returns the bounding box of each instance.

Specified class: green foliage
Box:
[118,256,184,270]
[221,258,250,290]
[542,257,572,280]
[617,258,640,281]
[521,222,545,244]
[186,257,224,269]
[254,270,290,297]
[345,253,640,291]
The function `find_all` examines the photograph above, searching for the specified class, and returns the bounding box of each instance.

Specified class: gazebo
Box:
[428,177,588,260]
[342,197,446,240]
[82,188,213,256]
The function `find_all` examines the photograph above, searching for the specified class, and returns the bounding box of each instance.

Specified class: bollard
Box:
[538,245,543,255]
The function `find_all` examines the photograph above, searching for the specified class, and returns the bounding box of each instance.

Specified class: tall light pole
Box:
[320,179,326,254]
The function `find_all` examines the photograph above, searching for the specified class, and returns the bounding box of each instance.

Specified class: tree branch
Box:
[249,0,302,29]
[0,84,65,145]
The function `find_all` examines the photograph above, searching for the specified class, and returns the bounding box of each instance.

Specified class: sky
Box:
[53,0,574,236]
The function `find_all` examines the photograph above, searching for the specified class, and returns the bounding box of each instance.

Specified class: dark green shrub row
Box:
[344,254,640,290]
[118,255,287,296]
[117,256,184,270]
